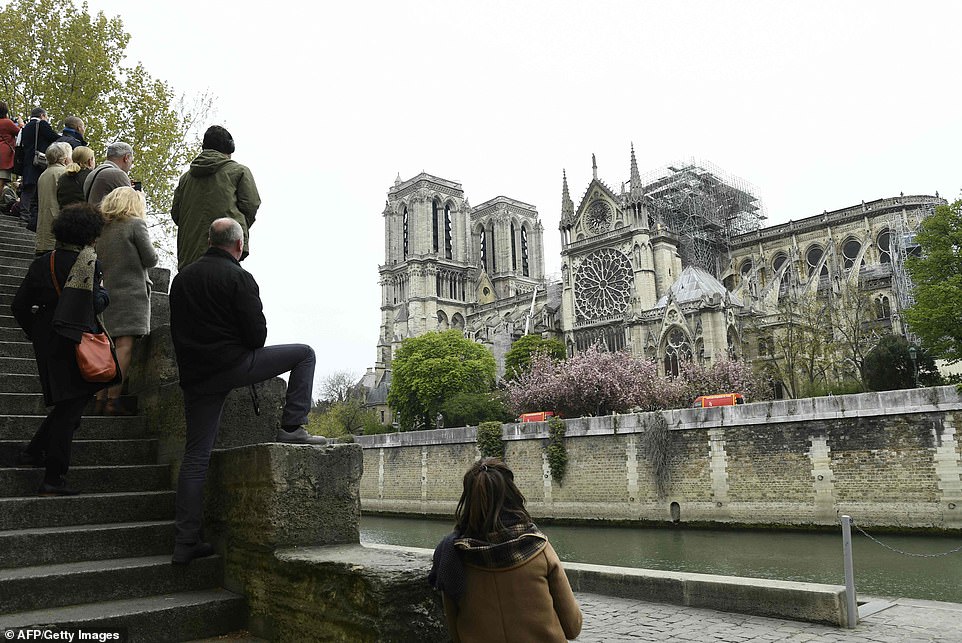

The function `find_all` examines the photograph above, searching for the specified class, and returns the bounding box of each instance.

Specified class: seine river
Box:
[360,514,962,604]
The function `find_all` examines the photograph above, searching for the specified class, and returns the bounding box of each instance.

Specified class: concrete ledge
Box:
[366,544,851,628]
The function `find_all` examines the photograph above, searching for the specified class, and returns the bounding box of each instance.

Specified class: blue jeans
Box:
[174,343,315,545]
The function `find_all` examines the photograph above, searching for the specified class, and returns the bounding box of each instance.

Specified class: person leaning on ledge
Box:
[168,217,327,565]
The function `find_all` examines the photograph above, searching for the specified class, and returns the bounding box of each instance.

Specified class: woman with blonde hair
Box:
[57,145,96,207]
[94,186,158,414]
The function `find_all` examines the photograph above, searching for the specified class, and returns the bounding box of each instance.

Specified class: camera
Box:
[132,181,142,192]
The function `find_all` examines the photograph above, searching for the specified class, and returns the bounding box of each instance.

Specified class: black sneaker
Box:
[38,479,79,496]
[171,542,215,565]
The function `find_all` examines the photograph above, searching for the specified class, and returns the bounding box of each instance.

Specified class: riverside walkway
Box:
[576,593,962,642]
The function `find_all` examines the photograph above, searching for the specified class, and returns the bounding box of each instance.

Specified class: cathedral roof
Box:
[655,266,742,308]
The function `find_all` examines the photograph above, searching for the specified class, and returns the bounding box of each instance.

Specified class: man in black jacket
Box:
[168,217,326,565]
[18,107,59,228]
[54,116,87,148]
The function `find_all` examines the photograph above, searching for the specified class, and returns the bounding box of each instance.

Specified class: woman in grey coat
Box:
[95,186,158,414]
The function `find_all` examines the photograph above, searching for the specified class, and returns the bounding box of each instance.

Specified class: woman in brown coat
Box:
[94,186,158,414]
[430,458,583,643]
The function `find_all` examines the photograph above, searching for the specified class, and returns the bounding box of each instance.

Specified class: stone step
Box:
[0,438,157,466]
[0,314,19,328]
[0,263,25,278]
[0,393,138,415]
[0,555,224,614]
[0,273,24,288]
[0,255,32,269]
[0,414,146,440]
[0,356,37,374]
[0,342,32,358]
[0,521,174,569]
[0,588,246,642]
[0,291,13,307]
[1,373,41,393]
[0,235,35,250]
[0,490,174,530]
[0,464,169,497]
[0,326,27,342]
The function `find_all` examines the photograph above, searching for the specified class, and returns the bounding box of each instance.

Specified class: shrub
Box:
[476,421,505,459]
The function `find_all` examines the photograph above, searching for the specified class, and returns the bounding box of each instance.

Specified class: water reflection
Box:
[360,514,962,604]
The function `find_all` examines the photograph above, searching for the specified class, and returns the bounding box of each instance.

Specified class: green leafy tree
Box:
[905,200,962,361]
[503,334,566,381]
[863,334,940,391]
[388,330,496,431]
[439,391,513,428]
[0,0,214,259]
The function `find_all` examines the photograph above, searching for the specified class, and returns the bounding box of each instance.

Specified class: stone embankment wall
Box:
[357,387,962,530]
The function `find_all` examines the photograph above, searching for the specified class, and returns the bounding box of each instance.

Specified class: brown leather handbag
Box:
[49,253,118,382]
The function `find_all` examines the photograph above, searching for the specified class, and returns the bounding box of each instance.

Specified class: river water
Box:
[360,515,962,604]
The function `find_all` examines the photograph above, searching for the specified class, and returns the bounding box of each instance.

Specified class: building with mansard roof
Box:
[365,151,945,424]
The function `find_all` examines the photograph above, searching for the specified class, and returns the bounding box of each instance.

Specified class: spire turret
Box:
[592,153,598,180]
[628,143,644,203]
[561,169,574,222]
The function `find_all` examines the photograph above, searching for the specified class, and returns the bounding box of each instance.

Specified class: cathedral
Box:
[365,147,944,423]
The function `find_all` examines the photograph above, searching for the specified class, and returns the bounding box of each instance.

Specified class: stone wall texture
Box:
[357,387,962,530]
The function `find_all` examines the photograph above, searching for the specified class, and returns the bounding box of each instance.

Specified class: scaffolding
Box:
[640,160,766,276]
[890,203,930,344]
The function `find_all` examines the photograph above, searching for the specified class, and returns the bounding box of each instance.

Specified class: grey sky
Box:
[79,1,962,392]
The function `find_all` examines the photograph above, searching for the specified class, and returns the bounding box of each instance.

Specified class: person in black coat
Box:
[10,202,118,495]
[18,107,59,228]
[54,116,88,149]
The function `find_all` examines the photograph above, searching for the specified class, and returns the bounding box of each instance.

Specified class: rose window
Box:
[584,200,612,234]
[574,249,633,321]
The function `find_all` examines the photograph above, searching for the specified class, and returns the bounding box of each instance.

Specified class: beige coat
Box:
[443,542,582,643]
[35,163,67,253]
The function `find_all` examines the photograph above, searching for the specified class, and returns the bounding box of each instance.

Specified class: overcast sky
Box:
[77,1,962,394]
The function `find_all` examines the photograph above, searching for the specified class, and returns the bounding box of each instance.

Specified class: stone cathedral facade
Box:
[367,151,944,421]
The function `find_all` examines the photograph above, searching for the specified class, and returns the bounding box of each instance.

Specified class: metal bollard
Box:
[841,515,858,628]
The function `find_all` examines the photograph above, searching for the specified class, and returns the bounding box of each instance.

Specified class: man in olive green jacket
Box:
[170,126,261,269]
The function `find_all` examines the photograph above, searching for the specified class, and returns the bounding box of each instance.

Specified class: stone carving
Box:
[574,248,632,321]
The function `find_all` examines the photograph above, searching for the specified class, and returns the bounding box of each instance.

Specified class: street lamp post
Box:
[908,346,918,388]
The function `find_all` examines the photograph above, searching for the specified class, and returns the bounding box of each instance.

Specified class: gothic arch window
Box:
[437,310,449,330]
[574,249,633,322]
[772,253,788,273]
[432,199,441,253]
[444,202,453,259]
[740,259,753,277]
[511,222,517,271]
[723,275,736,292]
[402,207,409,260]
[875,295,891,320]
[806,245,827,278]
[877,229,891,264]
[727,328,739,360]
[842,238,862,270]
[452,313,465,330]
[478,225,486,272]
[521,225,530,277]
[663,327,692,377]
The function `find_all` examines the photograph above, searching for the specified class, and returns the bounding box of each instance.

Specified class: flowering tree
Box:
[507,344,771,417]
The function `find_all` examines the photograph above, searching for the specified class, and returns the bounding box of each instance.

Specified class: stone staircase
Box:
[0,217,247,641]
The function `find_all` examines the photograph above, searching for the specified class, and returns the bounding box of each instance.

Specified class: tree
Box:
[439,391,513,427]
[318,370,361,404]
[863,334,940,391]
[0,0,213,259]
[828,276,879,388]
[503,334,566,381]
[905,200,962,361]
[387,330,496,431]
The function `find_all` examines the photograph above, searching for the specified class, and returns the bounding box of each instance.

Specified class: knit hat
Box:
[202,125,235,155]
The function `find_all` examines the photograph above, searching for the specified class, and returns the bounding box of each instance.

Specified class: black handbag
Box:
[31,121,46,169]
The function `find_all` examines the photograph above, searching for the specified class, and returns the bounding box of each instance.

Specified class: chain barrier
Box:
[850,518,962,558]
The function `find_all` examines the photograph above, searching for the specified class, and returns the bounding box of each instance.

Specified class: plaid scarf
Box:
[428,522,547,603]
[455,521,547,569]
[51,244,101,343]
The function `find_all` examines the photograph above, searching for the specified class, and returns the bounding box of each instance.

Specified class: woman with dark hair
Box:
[0,101,22,192]
[429,457,582,642]
[10,202,120,495]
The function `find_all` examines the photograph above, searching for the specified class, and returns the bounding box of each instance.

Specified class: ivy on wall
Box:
[546,417,568,484]
[641,412,672,498]
[477,421,505,460]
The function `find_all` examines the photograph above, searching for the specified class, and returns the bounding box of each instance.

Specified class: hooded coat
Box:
[170,149,260,269]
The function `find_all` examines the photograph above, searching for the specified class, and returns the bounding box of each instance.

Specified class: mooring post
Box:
[841,515,858,628]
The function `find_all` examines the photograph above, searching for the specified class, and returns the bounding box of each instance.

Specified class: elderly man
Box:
[84,141,133,205]
[171,125,260,269]
[168,218,325,565]
[34,142,72,254]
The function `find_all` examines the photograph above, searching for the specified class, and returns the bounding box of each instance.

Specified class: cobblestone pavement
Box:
[576,593,962,642]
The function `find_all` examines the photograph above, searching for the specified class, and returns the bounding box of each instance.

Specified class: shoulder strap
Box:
[34,119,39,149]
[49,251,61,296]
[84,165,108,201]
